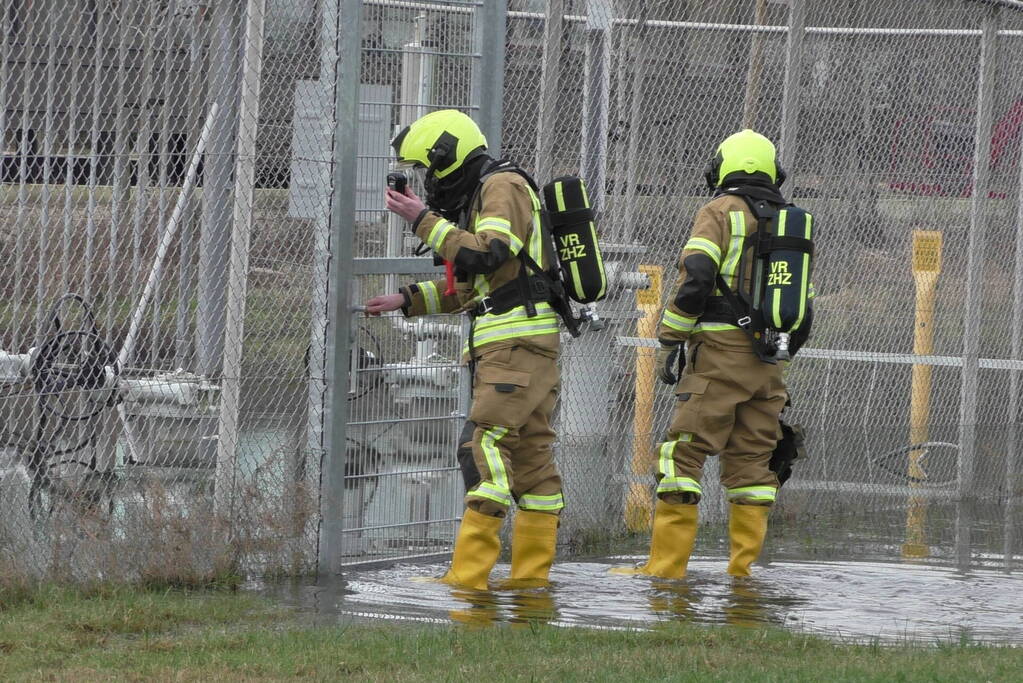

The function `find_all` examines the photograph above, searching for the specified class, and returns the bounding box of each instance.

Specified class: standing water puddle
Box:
[258,556,1023,643]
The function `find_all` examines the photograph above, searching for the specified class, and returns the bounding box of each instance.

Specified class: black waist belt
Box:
[470,275,553,317]
[697,296,740,326]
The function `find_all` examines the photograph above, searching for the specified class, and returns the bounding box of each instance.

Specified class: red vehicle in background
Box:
[888,99,1023,199]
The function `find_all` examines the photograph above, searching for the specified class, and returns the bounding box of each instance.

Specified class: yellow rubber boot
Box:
[441,508,503,591]
[727,503,770,577]
[610,500,698,579]
[508,510,559,586]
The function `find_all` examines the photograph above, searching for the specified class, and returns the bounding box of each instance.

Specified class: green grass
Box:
[0,587,1021,682]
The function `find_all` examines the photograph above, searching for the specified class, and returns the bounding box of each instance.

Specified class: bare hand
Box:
[385,187,427,223]
[363,293,405,316]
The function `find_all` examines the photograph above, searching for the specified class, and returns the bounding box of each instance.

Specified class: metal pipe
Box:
[581,0,612,215]
[475,0,506,156]
[108,4,129,346]
[85,1,104,303]
[63,8,84,296]
[0,1,15,348]
[1007,29,1023,566]
[319,0,364,576]
[37,9,58,341]
[742,0,768,130]
[536,0,563,180]
[175,10,209,369]
[130,2,157,355]
[215,0,266,524]
[779,0,805,176]
[197,0,242,379]
[960,6,1001,501]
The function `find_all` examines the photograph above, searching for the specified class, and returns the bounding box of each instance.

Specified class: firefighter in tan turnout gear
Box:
[614,129,813,579]
[365,110,563,591]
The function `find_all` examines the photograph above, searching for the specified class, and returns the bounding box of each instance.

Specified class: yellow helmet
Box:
[390,109,488,180]
[704,129,783,188]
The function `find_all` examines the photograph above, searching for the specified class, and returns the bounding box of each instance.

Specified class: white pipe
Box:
[117,102,219,371]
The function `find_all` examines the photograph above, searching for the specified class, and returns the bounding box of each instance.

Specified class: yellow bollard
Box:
[904,230,942,559]
[626,265,663,532]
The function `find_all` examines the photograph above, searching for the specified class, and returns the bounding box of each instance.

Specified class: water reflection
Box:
[256,499,1023,642]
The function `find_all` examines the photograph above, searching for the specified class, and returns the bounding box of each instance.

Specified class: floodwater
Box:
[260,551,1023,643]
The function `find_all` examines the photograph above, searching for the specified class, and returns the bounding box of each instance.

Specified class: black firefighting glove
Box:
[655,342,685,386]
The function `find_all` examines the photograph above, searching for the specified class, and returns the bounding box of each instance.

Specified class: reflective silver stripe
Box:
[661,309,696,332]
[519,492,565,511]
[419,280,441,315]
[427,219,456,251]
[684,237,722,266]
[727,486,777,502]
[693,322,740,334]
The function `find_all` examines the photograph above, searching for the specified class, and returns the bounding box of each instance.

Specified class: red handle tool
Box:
[444,260,456,296]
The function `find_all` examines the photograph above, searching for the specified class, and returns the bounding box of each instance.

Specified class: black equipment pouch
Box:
[769,419,806,487]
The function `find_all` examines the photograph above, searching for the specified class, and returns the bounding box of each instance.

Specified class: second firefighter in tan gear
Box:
[369,110,562,590]
[615,129,793,579]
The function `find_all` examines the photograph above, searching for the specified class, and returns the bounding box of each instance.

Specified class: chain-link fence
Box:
[3,0,1023,583]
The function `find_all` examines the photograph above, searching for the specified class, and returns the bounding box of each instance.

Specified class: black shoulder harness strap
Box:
[466,160,581,337]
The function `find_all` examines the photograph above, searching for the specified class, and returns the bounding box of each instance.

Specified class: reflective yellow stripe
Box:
[481,426,510,491]
[476,218,524,255]
[473,303,556,330]
[719,211,746,291]
[661,309,697,333]
[657,477,702,495]
[727,485,777,502]
[658,441,677,480]
[466,318,560,350]
[692,322,740,334]
[527,186,546,267]
[418,280,441,315]
[519,492,565,511]
[427,219,456,251]
[684,237,722,266]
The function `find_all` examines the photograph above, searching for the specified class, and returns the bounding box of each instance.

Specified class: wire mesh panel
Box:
[0,0,327,582]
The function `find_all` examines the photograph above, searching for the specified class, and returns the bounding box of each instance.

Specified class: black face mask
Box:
[425,153,491,222]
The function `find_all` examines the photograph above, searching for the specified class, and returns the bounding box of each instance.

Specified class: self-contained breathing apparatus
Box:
[715,195,814,363]
[421,157,608,340]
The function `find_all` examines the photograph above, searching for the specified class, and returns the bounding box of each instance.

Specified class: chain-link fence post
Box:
[959,4,1001,502]
[214,0,267,525]
[319,0,363,576]
[779,0,806,175]
[536,0,563,181]
[475,0,507,155]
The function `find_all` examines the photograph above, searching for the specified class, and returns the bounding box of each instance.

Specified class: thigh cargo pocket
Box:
[470,362,534,428]
[670,374,709,437]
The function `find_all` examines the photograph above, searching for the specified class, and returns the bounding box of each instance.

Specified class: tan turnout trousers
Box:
[458,345,563,517]
[656,335,787,507]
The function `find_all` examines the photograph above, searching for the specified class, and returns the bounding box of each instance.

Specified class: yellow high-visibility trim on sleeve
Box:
[661,309,697,333]
[427,219,457,251]
[476,217,524,255]
[418,280,441,315]
[684,237,722,266]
